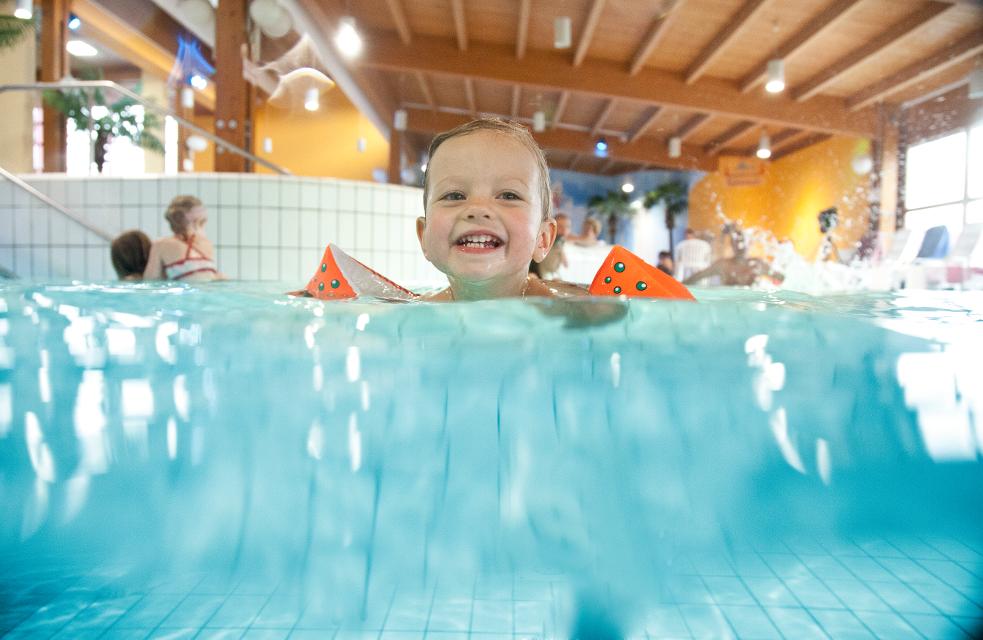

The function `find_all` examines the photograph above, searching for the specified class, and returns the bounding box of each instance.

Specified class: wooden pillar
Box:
[41,0,68,172]
[874,104,901,241]
[214,0,251,172]
[388,128,402,184]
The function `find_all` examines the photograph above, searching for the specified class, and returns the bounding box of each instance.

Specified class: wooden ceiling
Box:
[295,0,983,175]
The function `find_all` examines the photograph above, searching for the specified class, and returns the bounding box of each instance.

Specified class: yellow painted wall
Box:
[689,137,872,260]
[252,88,389,179]
[0,0,36,172]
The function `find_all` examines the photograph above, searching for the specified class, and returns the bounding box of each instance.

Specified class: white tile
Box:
[12,185,31,207]
[404,190,422,216]
[141,206,160,238]
[140,179,159,204]
[299,210,318,248]
[0,246,13,274]
[240,208,261,246]
[0,180,13,206]
[337,212,356,250]
[66,180,85,206]
[356,186,372,213]
[282,180,300,208]
[388,189,404,215]
[389,216,408,252]
[240,180,259,208]
[102,207,123,235]
[30,247,50,278]
[84,247,103,279]
[46,180,66,204]
[219,179,240,206]
[261,181,280,208]
[355,213,372,250]
[49,246,71,278]
[280,251,300,283]
[50,213,68,245]
[240,248,259,279]
[281,210,299,248]
[31,208,50,244]
[198,179,219,206]
[84,229,104,246]
[260,210,280,247]
[122,207,141,232]
[218,247,238,279]
[372,187,388,214]
[13,209,30,244]
[319,211,337,244]
[121,181,141,205]
[67,218,86,245]
[301,182,319,209]
[66,247,85,277]
[259,248,279,280]
[218,208,239,246]
[338,185,355,211]
[175,177,198,198]
[14,247,30,276]
[320,183,338,210]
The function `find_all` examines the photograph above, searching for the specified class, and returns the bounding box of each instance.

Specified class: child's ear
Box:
[415,217,428,256]
[532,217,558,263]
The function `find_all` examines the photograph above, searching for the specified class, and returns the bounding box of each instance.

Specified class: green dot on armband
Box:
[636,281,648,291]
[330,279,340,289]
[320,263,327,272]
[317,282,325,291]
[613,286,622,294]
[604,276,612,284]
[614,262,625,272]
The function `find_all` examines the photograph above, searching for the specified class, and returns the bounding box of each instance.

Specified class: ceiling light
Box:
[969,66,983,100]
[594,137,608,157]
[189,74,208,90]
[621,182,635,194]
[393,109,408,131]
[756,131,771,159]
[765,59,785,94]
[14,0,31,19]
[335,16,363,58]
[66,40,98,57]
[554,16,572,49]
[304,88,320,111]
[67,14,81,31]
[180,86,195,109]
[532,110,546,132]
[668,136,681,159]
[421,162,427,172]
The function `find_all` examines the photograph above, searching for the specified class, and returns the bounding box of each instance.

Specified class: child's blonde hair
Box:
[423,117,553,221]
[165,195,203,235]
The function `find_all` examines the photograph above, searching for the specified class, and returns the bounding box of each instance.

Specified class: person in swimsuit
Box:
[144,195,222,282]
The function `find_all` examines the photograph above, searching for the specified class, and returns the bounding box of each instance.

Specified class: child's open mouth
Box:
[455,233,504,252]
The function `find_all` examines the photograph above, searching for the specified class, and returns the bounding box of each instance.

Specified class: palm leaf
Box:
[0,15,34,51]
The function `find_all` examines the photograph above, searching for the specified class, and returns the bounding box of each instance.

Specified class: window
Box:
[904,123,983,246]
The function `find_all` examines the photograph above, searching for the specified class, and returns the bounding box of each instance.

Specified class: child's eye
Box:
[440,191,465,201]
[499,191,522,200]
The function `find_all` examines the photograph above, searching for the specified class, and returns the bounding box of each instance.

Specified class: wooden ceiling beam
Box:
[771,133,832,160]
[685,0,772,84]
[384,0,412,45]
[414,71,436,110]
[516,0,531,59]
[705,121,755,155]
[846,28,983,111]
[510,85,521,117]
[628,1,684,76]
[590,99,617,137]
[793,1,953,102]
[357,32,877,137]
[405,108,717,171]
[730,127,804,156]
[569,154,582,171]
[627,106,662,143]
[451,0,468,51]
[552,90,570,128]
[464,77,477,115]
[600,157,617,174]
[673,113,711,141]
[739,0,862,93]
[573,0,607,67]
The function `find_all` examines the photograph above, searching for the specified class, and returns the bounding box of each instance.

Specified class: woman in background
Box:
[144,195,221,281]
[111,230,152,280]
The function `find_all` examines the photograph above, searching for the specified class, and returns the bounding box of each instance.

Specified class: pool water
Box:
[0,281,981,639]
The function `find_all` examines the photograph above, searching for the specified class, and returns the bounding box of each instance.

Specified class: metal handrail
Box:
[0,165,114,242]
[0,80,291,175]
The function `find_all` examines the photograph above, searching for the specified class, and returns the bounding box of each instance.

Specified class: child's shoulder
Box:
[529,278,589,298]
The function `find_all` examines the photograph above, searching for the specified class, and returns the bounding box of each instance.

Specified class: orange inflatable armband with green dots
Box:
[589,245,695,301]
[304,244,418,301]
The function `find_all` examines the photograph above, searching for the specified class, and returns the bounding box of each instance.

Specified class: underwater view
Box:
[0,281,981,639]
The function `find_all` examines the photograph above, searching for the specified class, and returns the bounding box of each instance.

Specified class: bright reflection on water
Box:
[0,281,981,638]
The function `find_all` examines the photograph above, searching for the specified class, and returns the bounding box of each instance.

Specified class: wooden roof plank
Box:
[685,0,772,84]
[674,113,711,141]
[591,99,617,136]
[358,32,878,137]
[464,77,476,115]
[414,71,436,110]
[628,1,685,76]
[792,1,953,102]
[627,106,662,143]
[739,0,863,93]
[573,0,607,67]
[553,90,570,128]
[846,28,983,110]
[705,121,755,155]
[516,0,531,59]
[510,85,521,117]
[771,133,832,160]
[451,0,468,51]
[384,0,412,45]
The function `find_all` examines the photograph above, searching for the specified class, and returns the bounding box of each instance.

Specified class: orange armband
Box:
[588,246,695,301]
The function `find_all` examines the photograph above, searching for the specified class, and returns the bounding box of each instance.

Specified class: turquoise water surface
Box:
[0,281,981,639]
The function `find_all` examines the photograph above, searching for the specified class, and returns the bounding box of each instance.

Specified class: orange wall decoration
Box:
[252,88,389,180]
[688,137,872,261]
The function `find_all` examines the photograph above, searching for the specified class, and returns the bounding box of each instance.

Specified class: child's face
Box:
[417,131,555,286]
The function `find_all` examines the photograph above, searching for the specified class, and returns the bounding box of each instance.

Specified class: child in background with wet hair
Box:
[416,117,586,300]
[111,230,152,280]
[144,195,222,282]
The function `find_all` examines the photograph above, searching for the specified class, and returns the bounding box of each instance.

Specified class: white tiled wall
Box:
[0,174,444,287]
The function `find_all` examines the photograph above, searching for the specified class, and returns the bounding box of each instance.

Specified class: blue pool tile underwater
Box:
[0,282,982,638]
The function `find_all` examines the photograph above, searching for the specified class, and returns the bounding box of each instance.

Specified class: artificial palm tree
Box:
[587,189,633,244]
[643,180,689,252]
[0,15,34,51]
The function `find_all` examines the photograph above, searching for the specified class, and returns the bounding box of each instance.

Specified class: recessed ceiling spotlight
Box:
[67,14,81,31]
[554,16,572,49]
[14,0,32,19]
[335,16,363,58]
[532,110,546,132]
[594,137,609,157]
[66,40,98,57]
[756,131,771,159]
[621,182,635,194]
[668,136,682,159]
[765,59,785,94]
